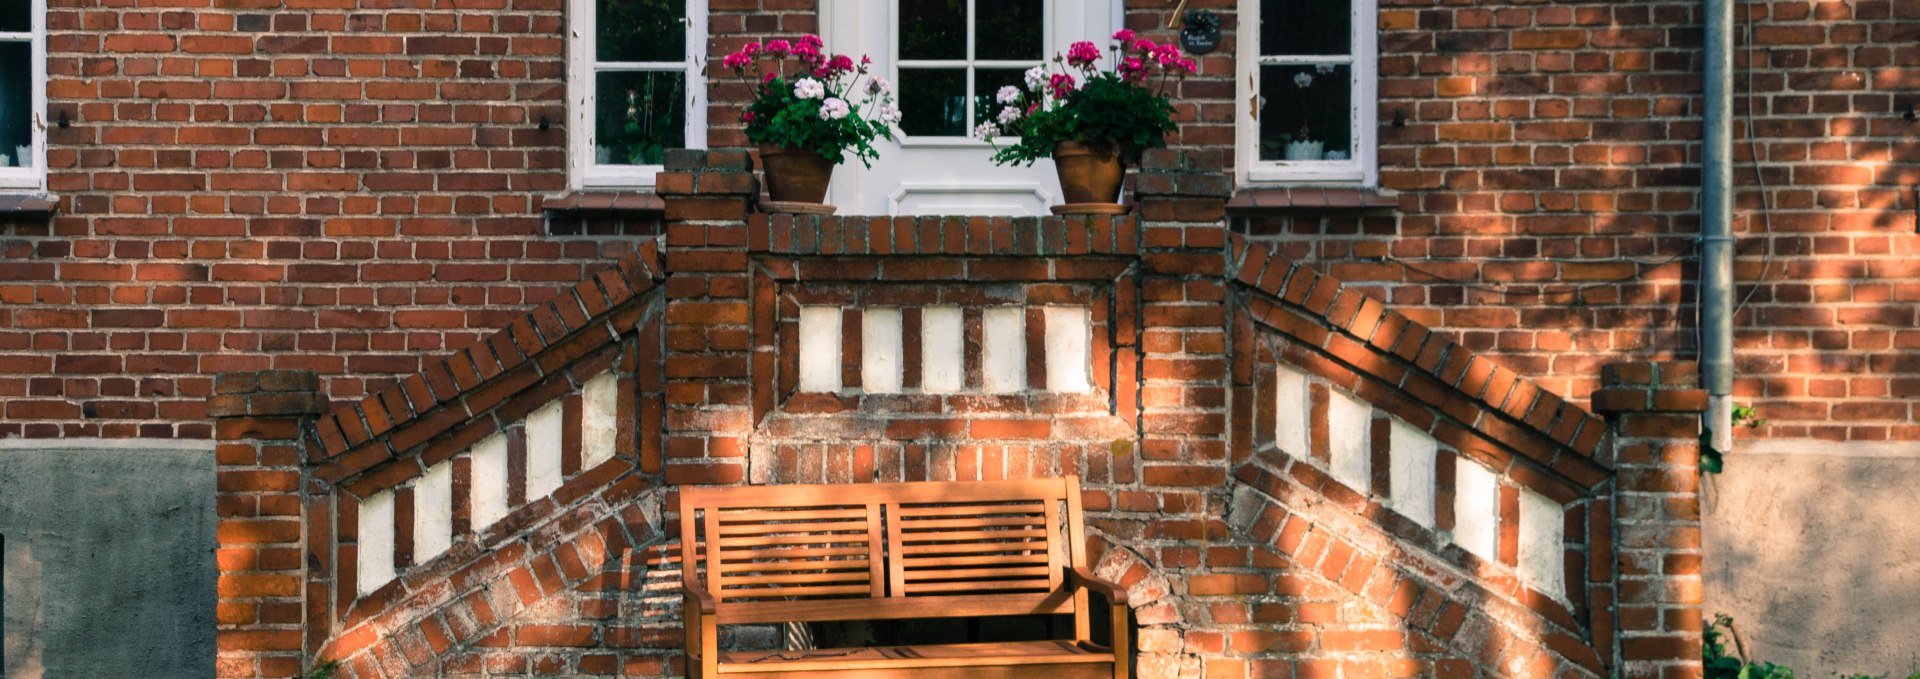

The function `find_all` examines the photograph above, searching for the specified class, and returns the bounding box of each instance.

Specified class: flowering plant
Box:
[973,30,1197,166]
[722,35,900,166]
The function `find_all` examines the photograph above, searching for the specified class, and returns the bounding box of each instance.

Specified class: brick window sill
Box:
[1226,187,1399,215]
[539,191,664,214]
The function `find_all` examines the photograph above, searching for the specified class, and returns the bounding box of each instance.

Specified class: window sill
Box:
[540,192,664,214]
[0,194,58,215]
[1226,187,1398,215]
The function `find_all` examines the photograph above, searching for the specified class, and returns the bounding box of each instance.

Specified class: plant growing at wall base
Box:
[1707,614,1796,679]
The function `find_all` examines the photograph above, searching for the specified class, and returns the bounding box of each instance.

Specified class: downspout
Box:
[1701,0,1735,456]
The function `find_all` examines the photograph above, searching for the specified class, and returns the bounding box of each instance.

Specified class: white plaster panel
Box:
[798,306,842,392]
[982,307,1026,393]
[357,488,395,596]
[862,307,903,393]
[581,372,618,470]
[1327,389,1372,490]
[921,306,964,393]
[1452,459,1499,562]
[413,460,453,565]
[1275,364,1310,457]
[1519,488,1565,599]
[470,432,510,530]
[1387,417,1438,529]
[526,400,564,500]
[1044,306,1090,393]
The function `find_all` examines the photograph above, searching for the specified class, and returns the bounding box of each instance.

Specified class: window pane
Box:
[0,41,27,168]
[898,68,967,137]
[1261,0,1349,56]
[594,70,686,166]
[899,0,965,60]
[1257,64,1352,161]
[0,0,25,33]
[597,0,686,63]
[974,68,1029,132]
[975,0,1043,61]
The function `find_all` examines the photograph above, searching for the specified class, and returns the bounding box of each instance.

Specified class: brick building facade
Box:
[0,0,1915,676]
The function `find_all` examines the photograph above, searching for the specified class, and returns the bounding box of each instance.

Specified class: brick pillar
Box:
[1592,361,1706,679]
[1128,149,1230,679]
[656,148,758,487]
[208,370,329,679]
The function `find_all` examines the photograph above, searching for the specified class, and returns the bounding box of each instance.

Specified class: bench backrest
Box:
[679,477,1088,624]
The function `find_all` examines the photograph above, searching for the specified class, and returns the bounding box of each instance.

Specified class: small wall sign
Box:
[1180,10,1221,55]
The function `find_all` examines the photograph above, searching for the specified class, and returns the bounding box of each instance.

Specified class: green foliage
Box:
[1707,615,1920,679]
[1732,402,1765,428]
[1707,614,1795,679]
[988,73,1178,167]
[306,660,341,679]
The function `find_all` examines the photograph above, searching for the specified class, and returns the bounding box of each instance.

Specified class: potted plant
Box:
[1271,64,1342,161]
[974,30,1196,214]
[722,36,900,213]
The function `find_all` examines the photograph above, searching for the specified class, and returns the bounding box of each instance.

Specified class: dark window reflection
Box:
[0,0,25,34]
[975,0,1042,61]
[900,0,965,60]
[899,68,967,137]
[597,0,686,63]
[1261,0,1349,56]
[0,41,29,168]
[1257,64,1352,161]
[594,70,686,166]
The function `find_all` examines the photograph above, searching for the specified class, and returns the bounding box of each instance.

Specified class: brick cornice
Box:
[1230,233,1608,463]
[311,240,665,471]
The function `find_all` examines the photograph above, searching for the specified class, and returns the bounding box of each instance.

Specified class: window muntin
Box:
[0,0,43,190]
[568,0,705,189]
[894,0,1046,140]
[1239,0,1375,185]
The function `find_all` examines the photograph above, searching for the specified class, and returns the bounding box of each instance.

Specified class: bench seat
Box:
[680,477,1130,679]
[718,639,1116,676]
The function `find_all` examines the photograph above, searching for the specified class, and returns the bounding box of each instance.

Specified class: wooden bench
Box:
[679,477,1130,679]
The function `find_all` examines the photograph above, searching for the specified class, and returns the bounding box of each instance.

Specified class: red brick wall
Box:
[0,0,655,438]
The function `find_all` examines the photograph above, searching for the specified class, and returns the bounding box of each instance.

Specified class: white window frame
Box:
[891,0,1051,146]
[1236,0,1377,187]
[566,0,707,190]
[0,0,45,191]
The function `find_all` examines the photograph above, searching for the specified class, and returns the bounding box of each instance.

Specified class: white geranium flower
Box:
[794,77,826,100]
[1023,66,1046,91]
[866,77,891,95]
[996,85,1021,105]
[879,103,901,125]
[1292,72,1313,88]
[996,106,1021,125]
[1315,63,1336,74]
[818,97,850,120]
[971,122,1000,140]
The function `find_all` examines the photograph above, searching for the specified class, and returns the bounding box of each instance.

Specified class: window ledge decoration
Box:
[539,191,665,214]
[1226,187,1397,214]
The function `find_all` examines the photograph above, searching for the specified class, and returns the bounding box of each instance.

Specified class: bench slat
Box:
[713,592,1075,625]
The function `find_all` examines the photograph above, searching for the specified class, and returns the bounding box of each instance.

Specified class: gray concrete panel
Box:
[1,441,216,679]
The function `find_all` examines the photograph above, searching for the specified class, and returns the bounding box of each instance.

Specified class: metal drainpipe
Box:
[1701,0,1736,454]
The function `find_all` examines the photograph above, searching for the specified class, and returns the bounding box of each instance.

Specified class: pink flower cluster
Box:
[724,35,863,79]
[1111,29,1196,82]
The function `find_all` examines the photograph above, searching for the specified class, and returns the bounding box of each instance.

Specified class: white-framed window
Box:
[566,0,706,190]
[1236,0,1376,186]
[892,0,1049,142]
[0,0,45,191]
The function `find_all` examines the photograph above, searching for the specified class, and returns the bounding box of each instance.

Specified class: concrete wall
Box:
[0,440,216,679]
[1704,440,1920,676]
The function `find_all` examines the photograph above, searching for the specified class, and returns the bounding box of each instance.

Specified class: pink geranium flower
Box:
[1065,41,1102,67]
[765,39,790,55]
[1112,28,1135,43]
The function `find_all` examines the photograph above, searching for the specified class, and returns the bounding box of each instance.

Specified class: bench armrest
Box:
[681,578,717,615]
[1065,566,1129,606]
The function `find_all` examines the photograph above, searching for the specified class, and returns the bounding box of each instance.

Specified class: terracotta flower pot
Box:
[1052,141,1125,207]
[758,144,835,205]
